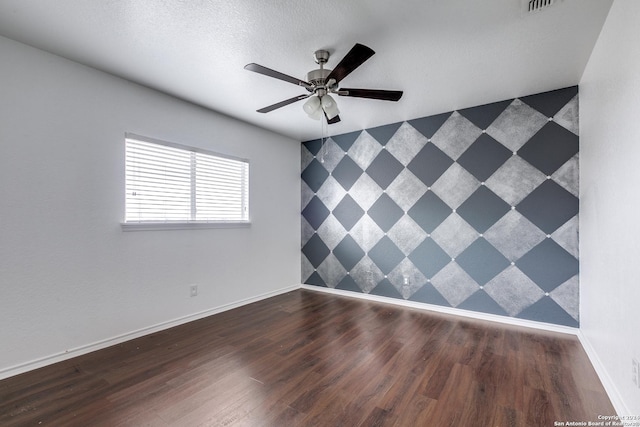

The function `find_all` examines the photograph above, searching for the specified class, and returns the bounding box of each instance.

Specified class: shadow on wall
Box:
[301,86,579,327]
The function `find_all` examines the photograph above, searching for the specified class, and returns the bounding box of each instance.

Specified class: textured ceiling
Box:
[0,0,613,142]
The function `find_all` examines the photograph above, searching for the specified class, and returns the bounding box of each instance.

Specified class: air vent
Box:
[524,0,555,13]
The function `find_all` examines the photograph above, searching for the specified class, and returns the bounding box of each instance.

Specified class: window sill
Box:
[121,221,251,231]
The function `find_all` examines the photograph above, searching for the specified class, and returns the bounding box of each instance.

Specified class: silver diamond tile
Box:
[315,175,347,211]
[550,275,579,321]
[553,95,579,135]
[486,99,548,152]
[301,144,315,171]
[551,214,579,259]
[349,214,385,253]
[315,138,345,172]
[431,111,483,160]
[385,169,428,212]
[349,173,384,211]
[485,156,547,205]
[431,213,479,258]
[387,215,428,255]
[316,253,348,288]
[316,215,348,250]
[385,122,429,166]
[484,266,545,316]
[430,262,478,307]
[552,154,579,198]
[348,131,383,170]
[302,217,315,246]
[388,258,428,299]
[431,163,481,209]
[351,256,386,293]
[484,210,547,262]
[302,255,315,283]
[301,180,314,210]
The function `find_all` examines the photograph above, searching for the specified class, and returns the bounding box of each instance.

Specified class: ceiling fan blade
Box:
[325,112,341,124]
[326,43,375,84]
[339,88,403,101]
[257,94,310,113]
[245,63,311,89]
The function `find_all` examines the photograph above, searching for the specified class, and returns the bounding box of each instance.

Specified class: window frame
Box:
[121,133,250,231]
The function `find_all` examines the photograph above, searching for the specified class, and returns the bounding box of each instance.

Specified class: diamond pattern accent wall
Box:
[301,86,579,327]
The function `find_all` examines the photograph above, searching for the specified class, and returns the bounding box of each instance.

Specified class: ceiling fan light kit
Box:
[245,43,403,124]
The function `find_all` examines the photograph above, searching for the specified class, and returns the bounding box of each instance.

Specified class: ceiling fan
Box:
[244,43,403,124]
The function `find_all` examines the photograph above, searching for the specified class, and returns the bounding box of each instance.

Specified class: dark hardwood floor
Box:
[0,289,615,426]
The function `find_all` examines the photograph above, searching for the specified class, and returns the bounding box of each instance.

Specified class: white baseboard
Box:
[577,331,631,416]
[0,285,299,380]
[301,284,579,335]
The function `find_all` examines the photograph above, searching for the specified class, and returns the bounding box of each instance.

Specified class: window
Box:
[123,134,249,229]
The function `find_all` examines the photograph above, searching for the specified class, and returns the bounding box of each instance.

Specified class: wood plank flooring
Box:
[0,289,616,426]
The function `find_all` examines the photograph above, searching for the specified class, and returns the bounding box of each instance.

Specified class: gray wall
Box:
[301,86,579,327]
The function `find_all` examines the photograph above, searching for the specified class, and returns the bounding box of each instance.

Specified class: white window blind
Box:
[125,135,249,224]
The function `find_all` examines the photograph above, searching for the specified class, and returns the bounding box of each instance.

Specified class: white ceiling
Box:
[0,0,612,142]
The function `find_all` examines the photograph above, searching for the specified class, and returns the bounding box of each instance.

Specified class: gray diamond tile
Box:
[430,262,479,307]
[368,193,404,232]
[332,131,362,152]
[516,239,579,292]
[431,213,479,258]
[302,234,330,268]
[333,234,366,271]
[386,169,428,212]
[486,99,548,152]
[407,191,452,233]
[348,131,383,170]
[316,253,347,288]
[550,275,579,322]
[316,214,347,250]
[315,138,345,172]
[408,238,452,278]
[301,196,330,230]
[387,215,428,255]
[368,236,405,274]
[331,156,363,191]
[332,194,365,231]
[456,238,510,285]
[367,122,403,145]
[431,163,481,209]
[484,210,547,261]
[349,173,384,211]
[315,175,347,211]
[485,156,547,205]
[301,158,329,193]
[457,133,512,182]
[366,150,404,189]
[484,266,545,316]
[351,256,385,293]
[388,258,428,299]
[302,139,323,155]
[385,122,429,166]
[553,95,579,135]
[551,215,579,259]
[457,291,508,317]
[517,297,578,327]
[349,214,385,253]
[408,112,452,139]
[431,111,483,160]
[517,180,578,234]
[457,186,511,233]
[552,154,579,198]
[518,122,579,175]
[336,274,362,293]
[407,143,454,186]
[521,86,578,117]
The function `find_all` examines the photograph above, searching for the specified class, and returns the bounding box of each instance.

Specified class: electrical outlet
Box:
[633,358,639,387]
[190,285,198,297]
